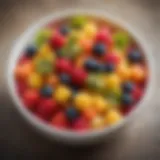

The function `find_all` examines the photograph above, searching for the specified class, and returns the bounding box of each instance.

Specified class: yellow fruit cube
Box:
[117,64,131,80]
[74,92,92,110]
[91,116,104,129]
[93,95,108,113]
[39,43,52,54]
[54,86,72,104]
[105,109,122,125]
[105,74,121,89]
[83,22,97,38]
[28,72,43,88]
[37,43,56,62]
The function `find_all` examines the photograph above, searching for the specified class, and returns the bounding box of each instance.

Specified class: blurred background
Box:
[0,0,160,159]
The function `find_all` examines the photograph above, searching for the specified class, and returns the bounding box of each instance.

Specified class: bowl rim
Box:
[6,9,155,142]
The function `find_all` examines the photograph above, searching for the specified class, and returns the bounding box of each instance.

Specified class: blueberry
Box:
[128,50,143,63]
[66,107,79,121]
[93,43,106,56]
[59,26,70,35]
[121,81,134,93]
[84,59,99,71]
[25,45,37,57]
[59,73,71,84]
[40,86,53,97]
[104,63,115,73]
[121,94,133,105]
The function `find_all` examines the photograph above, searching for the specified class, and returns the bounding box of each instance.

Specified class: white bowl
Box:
[6,9,155,145]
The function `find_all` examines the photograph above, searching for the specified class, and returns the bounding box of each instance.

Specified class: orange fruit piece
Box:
[79,39,93,53]
[116,64,131,80]
[47,74,59,87]
[130,65,146,82]
[14,62,33,79]
[83,108,97,120]
[75,55,86,68]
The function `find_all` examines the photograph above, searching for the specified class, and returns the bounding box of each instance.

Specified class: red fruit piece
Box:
[96,28,113,45]
[37,98,57,120]
[71,68,87,86]
[72,117,89,131]
[121,106,135,116]
[50,32,66,49]
[132,87,143,101]
[16,80,27,95]
[104,53,121,65]
[23,89,39,110]
[51,112,68,129]
[56,58,72,74]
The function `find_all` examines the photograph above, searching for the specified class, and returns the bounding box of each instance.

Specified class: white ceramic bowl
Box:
[6,9,155,145]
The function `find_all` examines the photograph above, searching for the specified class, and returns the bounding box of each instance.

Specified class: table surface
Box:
[0,0,160,159]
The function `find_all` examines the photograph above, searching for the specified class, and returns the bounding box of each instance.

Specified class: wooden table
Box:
[0,0,160,159]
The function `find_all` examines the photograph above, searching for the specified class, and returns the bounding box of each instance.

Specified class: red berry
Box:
[132,87,143,101]
[23,89,39,110]
[37,98,57,120]
[96,28,113,45]
[71,68,87,86]
[104,53,120,65]
[50,32,66,49]
[51,112,68,129]
[16,80,27,95]
[72,117,89,131]
[121,106,135,116]
[56,58,72,74]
